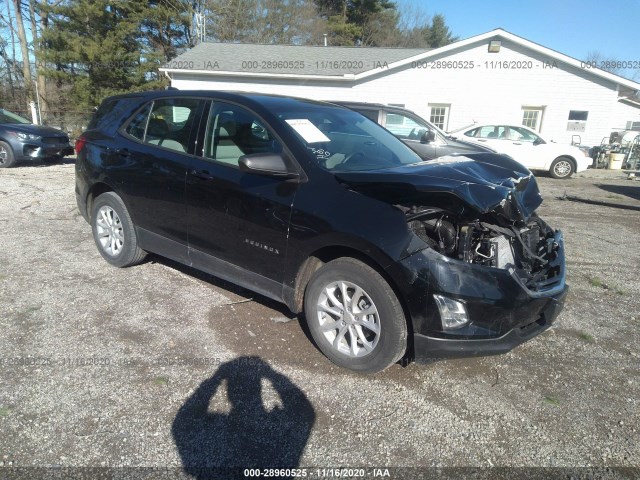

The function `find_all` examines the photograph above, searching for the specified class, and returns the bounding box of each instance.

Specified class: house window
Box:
[429,104,450,130]
[568,110,589,121]
[522,107,544,131]
[567,110,588,132]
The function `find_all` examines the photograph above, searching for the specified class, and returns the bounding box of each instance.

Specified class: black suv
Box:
[335,101,494,160]
[75,91,567,373]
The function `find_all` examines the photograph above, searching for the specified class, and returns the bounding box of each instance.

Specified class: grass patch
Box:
[153,377,169,386]
[0,407,12,417]
[588,276,604,288]
[578,332,595,343]
[543,396,560,406]
[614,288,625,296]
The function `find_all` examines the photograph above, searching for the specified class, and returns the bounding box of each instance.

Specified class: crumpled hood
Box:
[335,153,543,223]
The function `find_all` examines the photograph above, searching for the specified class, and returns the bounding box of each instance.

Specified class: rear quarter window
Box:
[88,97,142,132]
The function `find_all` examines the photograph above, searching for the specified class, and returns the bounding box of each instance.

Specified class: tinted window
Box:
[0,109,31,124]
[203,102,283,167]
[125,103,152,141]
[352,108,379,122]
[145,98,200,153]
[89,98,139,130]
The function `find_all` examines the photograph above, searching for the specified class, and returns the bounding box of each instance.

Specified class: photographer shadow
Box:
[172,356,315,478]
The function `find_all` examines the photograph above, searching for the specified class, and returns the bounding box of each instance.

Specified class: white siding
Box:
[170,39,639,147]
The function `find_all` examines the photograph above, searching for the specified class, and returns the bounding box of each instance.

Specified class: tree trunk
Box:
[11,0,33,109]
[29,0,48,122]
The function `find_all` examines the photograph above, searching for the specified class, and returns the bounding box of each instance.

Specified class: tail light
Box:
[74,136,87,154]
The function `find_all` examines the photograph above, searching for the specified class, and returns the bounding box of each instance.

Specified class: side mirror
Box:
[420,129,436,144]
[239,152,299,179]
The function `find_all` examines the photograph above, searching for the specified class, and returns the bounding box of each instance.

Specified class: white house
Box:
[160,29,640,147]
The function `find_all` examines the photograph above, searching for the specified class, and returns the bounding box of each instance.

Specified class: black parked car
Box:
[335,101,494,160]
[75,91,567,373]
[0,108,73,168]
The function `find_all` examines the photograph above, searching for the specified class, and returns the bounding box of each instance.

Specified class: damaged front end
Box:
[405,206,563,293]
[336,153,568,361]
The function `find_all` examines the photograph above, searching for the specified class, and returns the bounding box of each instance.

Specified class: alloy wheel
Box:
[95,206,124,256]
[316,280,381,357]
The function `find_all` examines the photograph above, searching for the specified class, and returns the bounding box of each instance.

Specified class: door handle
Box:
[191,169,214,180]
[116,148,130,157]
[477,139,487,142]
[512,142,522,145]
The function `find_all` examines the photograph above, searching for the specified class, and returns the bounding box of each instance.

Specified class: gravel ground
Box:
[0,160,638,476]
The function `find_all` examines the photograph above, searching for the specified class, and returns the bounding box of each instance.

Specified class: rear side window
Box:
[144,98,201,153]
[126,103,152,140]
[88,97,140,131]
[122,98,202,153]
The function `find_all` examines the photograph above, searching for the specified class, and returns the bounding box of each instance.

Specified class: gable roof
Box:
[160,42,428,77]
[160,28,640,91]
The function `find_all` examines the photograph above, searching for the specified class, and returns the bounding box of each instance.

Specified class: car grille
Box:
[42,136,69,144]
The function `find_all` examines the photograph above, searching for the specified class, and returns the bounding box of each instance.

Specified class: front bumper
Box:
[414,286,566,361]
[9,137,74,161]
[18,143,74,160]
[387,230,568,361]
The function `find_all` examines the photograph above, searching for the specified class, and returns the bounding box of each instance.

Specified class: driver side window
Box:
[203,103,282,168]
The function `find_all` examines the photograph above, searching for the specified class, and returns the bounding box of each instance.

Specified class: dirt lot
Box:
[0,160,638,475]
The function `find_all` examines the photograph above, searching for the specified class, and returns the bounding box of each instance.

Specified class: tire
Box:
[90,192,146,267]
[550,156,575,179]
[0,141,16,168]
[304,257,407,373]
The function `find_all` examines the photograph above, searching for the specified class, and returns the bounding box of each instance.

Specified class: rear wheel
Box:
[550,156,574,179]
[304,258,407,373]
[0,141,16,168]
[91,192,146,267]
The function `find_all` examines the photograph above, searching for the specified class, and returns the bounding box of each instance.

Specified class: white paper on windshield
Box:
[285,119,330,143]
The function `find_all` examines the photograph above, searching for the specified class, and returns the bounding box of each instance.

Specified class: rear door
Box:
[184,100,299,297]
[116,97,205,260]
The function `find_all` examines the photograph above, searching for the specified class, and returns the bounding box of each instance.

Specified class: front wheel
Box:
[91,192,146,267]
[304,258,407,373]
[0,141,16,168]
[550,157,574,179]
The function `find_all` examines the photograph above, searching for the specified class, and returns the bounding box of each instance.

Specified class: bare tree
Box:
[11,0,33,106]
[28,0,48,118]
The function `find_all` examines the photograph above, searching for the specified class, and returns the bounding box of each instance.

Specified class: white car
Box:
[458,124,591,179]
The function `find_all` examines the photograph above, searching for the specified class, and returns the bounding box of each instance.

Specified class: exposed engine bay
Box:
[402,205,563,291]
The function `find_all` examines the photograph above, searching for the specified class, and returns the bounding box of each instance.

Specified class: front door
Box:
[185,101,298,295]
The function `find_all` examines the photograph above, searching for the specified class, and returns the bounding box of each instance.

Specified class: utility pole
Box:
[194,11,206,44]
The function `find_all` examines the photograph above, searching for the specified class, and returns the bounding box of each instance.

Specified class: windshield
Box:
[0,108,31,124]
[278,106,422,172]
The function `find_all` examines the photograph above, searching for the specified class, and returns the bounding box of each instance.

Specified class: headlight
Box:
[433,294,469,330]
[9,131,41,141]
